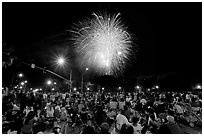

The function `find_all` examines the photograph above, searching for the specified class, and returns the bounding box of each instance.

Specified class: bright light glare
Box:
[47,80,52,85]
[21,82,25,85]
[87,87,90,91]
[136,86,140,89]
[197,85,202,89]
[102,87,105,90]
[155,85,159,89]
[74,88,77,91]
[25,80,28,83]
[86,68,89,71]
[119,87,122,89]
[57,57,65,65]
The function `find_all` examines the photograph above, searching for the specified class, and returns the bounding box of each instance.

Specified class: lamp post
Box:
[81,68,89,92]
[56,56,72,92]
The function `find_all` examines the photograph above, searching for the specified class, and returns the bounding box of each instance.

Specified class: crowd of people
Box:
[2,87,202,134]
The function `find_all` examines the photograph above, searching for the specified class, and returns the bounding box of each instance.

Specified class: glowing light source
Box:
[52,54,68,71]
[102,87,105,90]
[47,80,52,85]
[71,12,134,76]
[155,85,159,89]
[73,87,77,91]
[25,80,28,83]
[136,85,140,89]
[118,87,122,90]
[57,57,65,65]
[18,73,23,77]
[87,87,90,91]
[196,85,202,89]
[21,82,25,85]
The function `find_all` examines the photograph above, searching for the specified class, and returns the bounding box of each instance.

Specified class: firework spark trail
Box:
[71,12,133,76]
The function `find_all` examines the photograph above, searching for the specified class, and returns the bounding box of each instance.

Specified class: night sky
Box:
[2,2,202,89]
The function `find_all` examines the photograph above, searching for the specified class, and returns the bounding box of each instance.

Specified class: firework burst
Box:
[70,12,133,76]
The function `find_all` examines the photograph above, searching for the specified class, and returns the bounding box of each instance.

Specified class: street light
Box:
[74,87,77,91]
[25,80,28,83]
[196,85,202,89]
[81,67,89,92]
[155,85,159,89]
[47,80,52,85]
[55,56,72,92]
[57,57,65,65]
[21,82,25,86]
[18,73,23,78]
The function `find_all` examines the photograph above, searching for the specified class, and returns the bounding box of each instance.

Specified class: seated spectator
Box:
[131,116,143,134]
[81,126,96,134]
[158,116,182,134]
[94,106,107,126]
[126,125,134,134]
[114,109,130,133]
[38,122,54,134]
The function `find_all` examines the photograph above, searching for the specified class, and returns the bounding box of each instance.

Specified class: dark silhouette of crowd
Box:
[2,87,202,134]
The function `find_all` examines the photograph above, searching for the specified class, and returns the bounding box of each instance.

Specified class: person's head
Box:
[132,116,140,126]
[100,122,109,134]
[120,124,127,134]
[166,116,175,124]
[126,125,134,134]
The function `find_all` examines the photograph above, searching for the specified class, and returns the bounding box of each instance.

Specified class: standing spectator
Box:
[59,107,68,134]
[46,103,54,118]
[131,116,143,134]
